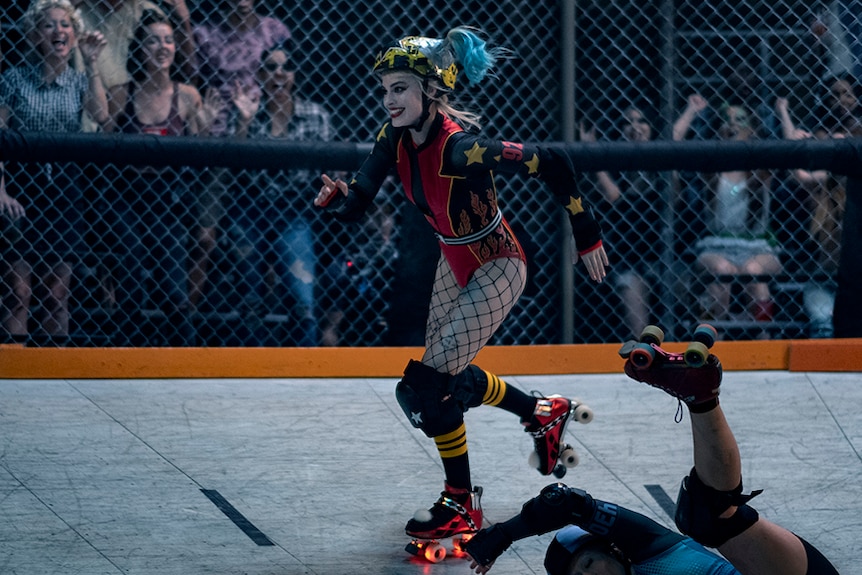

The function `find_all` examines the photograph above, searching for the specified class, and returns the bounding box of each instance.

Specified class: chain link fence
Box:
[0,0,856,347]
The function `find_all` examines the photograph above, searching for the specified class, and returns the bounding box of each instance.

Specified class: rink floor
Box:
[0,370,858,574]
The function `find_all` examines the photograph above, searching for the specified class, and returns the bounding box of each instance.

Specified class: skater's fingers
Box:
[315,174,340,207]
[467,556,493,574]
[582,247,608,283]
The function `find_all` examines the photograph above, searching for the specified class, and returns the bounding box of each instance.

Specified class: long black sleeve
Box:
[444,134,603,253]
[323,123,397,222]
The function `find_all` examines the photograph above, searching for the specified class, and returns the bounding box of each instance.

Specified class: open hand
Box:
[315,173,348,207]
[230,80,261,124]
[579,243,609,283]
[0,191,25,220]
[79,31,107,65]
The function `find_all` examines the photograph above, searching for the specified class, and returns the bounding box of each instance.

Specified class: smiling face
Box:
[141,22,175,74]
[258,49,295,100]
[33,6,77,62]
[718,105,753,140]
[621,107,651,141]
[828,78,858,115]
[380,71,426,128]
[568,550,626,575]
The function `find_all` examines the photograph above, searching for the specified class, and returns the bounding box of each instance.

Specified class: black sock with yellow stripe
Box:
[434,423,471,490]
[481,369,536,421]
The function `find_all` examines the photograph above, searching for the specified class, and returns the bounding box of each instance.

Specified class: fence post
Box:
[561,0,577,343]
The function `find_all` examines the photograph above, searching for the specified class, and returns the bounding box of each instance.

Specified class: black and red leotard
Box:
[350,113,548,286]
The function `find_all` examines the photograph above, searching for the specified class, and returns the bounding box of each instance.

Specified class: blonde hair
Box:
[420,76,483,132]
[24,0,84,38]
[384,70,484,132]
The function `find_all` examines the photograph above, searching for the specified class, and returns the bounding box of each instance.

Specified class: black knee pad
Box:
[674,467,762,548]
[450,365,489,410]
[395,360,464,438]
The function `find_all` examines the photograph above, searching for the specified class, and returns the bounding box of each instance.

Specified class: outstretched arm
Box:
[465,483,681,573]
[0,108,25,220]
[536,145,608,282]
[774,96,828,186]
[672,93,708,141]
[79,32,109,126]
[313,124,395,221]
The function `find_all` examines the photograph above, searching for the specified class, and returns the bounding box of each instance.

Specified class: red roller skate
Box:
[525,394,593,478]
[619,324,722,410]
[404,484,482,563]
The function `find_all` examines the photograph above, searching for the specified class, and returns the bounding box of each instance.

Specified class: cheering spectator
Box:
[108,11,217,345]
[0,0,107,345]
[225,42,333,345]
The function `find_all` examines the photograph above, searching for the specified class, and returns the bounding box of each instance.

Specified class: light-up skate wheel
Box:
[425,542,446,563]
[452,534,473,555]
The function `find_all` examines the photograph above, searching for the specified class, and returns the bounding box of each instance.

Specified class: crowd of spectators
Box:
[0,0,857,346]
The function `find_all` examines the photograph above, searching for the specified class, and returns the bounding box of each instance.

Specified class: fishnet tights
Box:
[422,256,527,375]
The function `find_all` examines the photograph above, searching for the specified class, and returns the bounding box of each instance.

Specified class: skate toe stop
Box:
[413,509,433,522]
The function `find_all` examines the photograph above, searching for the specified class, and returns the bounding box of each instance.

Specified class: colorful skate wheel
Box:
[573,403,594,424]
[692,324,718,348]
[630,342,656,368]
[452,534,473,554]
[424,542,446,563]
[560,445,579,468]
[639,325,664,346]
[684,341,709,368]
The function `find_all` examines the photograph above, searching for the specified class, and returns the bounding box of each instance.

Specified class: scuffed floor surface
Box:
[0,371,858,574]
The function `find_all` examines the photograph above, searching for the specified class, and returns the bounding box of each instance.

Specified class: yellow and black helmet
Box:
[372,36,459,90]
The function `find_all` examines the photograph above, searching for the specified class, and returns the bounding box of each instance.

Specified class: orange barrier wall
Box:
[1,339,860,379]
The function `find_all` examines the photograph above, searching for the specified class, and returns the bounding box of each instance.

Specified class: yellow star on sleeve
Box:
[376,124,389,142]
[525,153,539,174]
[565,196,584,216]
[464,141,487,165]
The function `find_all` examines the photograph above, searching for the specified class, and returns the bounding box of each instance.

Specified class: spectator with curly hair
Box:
[0,0,107,345]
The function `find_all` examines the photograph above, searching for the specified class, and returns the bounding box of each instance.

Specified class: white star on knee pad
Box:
[411,411,423,426]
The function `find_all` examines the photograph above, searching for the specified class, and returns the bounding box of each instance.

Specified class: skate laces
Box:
[530,411,568,438]
[435,493,479,531]
[528,392,569,437]
[630,365,698,406]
